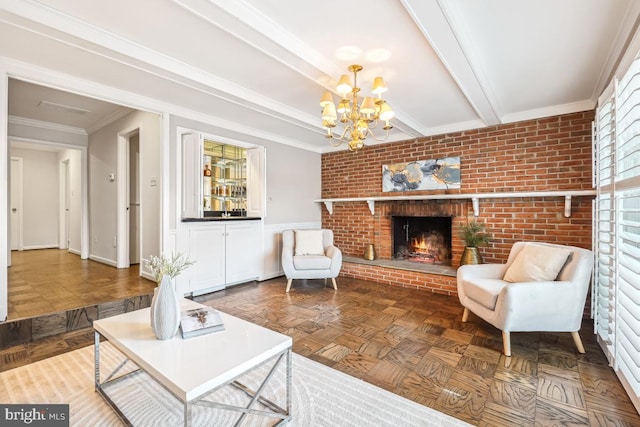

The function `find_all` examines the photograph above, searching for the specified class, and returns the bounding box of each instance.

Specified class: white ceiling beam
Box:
[0,0,322,133]
[2,57,321,152]
[401,0,501,126]
[177,0,425,139]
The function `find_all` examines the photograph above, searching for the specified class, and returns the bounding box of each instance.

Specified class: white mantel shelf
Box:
[315,190,597,218]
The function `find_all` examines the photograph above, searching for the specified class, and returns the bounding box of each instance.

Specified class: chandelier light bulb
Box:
[322,119,336,129]
[379,102,395,121]
[320,91,334,108]
[337,100,351,114]
[360,97,376,115]
[336,74,352,97]
[372,77,387,96]
[321,103,337,122]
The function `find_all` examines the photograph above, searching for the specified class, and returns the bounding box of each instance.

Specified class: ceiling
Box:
[8,78,130,135]
[1,0,639,153]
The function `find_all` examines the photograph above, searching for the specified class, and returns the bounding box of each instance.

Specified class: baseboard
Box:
[88,254,117,267]
[23,244,59,250]
[260,272,285,281]
[140,271,155,282]
[68,248,82,256]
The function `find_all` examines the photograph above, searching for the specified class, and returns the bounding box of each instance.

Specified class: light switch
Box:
[108,173,115,182]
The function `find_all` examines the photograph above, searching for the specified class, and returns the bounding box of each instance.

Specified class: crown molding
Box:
[8,115,87,135]
[2,57,323,153]
[591,1,640,101]
[500,100,595,125]
[422,119,488,138]
[0,0,321,132]
[86,106,132,134]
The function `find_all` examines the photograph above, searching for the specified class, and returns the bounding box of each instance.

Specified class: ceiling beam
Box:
[179,0,425,138]
[0,0,322,134]
[401,0,501,127]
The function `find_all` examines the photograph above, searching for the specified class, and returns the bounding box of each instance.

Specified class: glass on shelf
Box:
[202,140,247,217]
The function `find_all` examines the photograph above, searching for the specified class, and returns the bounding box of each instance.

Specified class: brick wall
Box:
[321,111,594,295]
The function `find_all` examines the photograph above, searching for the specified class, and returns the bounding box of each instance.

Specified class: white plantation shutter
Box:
[594,92,616,358]
[595,193,615,352]
[616,191,640,396]
[618,58,640,184]
[594,52,640,411]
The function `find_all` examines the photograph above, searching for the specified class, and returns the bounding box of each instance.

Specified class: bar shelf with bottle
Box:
[203,141,247,217]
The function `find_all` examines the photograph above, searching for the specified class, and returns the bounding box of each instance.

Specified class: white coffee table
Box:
[93,299,292,426]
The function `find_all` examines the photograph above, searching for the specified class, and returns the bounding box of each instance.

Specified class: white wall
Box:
[263,143,321,224]
[88,109,161,269]
[10,147,59,249]
[9,118,88,147]
[58,148,82,253]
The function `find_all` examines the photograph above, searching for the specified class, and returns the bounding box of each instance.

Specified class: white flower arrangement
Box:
[146,252,195,283]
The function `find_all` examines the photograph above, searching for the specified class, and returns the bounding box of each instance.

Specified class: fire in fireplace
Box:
[392,216,452,265]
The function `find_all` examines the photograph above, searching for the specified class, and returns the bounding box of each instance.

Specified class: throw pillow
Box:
[294,230,325,256]
[503,243,572,282]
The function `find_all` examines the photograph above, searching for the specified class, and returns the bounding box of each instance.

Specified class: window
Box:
[594,53,640,410]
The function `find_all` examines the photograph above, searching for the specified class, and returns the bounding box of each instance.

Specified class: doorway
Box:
[129,132,140,265]
[9,157,23,253]
[117,127,141,268]
[59,159,70,250]
[3,78,161,322]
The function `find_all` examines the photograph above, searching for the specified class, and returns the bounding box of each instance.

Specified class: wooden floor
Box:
[7,249,156,320]
[1,258,638,426]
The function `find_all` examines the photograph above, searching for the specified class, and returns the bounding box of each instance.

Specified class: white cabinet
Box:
[225,221,259,285]
[187,224,226,293]
[177,220,260,296]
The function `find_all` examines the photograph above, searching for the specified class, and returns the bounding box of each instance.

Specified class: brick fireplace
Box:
[321,111,595,295]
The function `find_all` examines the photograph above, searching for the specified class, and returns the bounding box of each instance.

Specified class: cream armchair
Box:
[282,229,342,292]
[457,241,593,356]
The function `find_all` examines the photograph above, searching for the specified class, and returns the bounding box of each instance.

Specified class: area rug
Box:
[0,343,471,426]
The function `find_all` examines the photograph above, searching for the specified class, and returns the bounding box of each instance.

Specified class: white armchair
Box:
[457,241,593,356]
[282,229,342,292]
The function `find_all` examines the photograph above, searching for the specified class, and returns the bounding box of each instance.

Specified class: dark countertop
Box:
[182,216,261,222]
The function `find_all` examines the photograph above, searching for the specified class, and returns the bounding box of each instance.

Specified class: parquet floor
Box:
[198,278,640,427]
[1,259,639,426]
[7,249,155,320]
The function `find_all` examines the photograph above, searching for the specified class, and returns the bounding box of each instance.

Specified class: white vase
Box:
[150,276,180,340]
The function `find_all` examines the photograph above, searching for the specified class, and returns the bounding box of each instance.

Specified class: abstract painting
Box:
[382,156,461,192]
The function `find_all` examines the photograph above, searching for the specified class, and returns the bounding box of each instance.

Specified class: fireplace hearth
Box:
[392,216,452,265]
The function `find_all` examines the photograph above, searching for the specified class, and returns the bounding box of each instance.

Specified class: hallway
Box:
[7,249,155,320]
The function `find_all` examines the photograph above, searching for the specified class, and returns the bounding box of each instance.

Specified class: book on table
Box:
[179,306,225,338]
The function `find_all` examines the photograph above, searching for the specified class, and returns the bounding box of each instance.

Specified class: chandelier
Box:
[320,64,395,152]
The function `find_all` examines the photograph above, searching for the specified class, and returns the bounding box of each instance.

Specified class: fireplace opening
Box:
[392,216,452,265]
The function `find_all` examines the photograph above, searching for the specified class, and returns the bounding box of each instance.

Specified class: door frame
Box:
[116,125,142,269]
[58,158,70,249]
[9,156,23,252]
